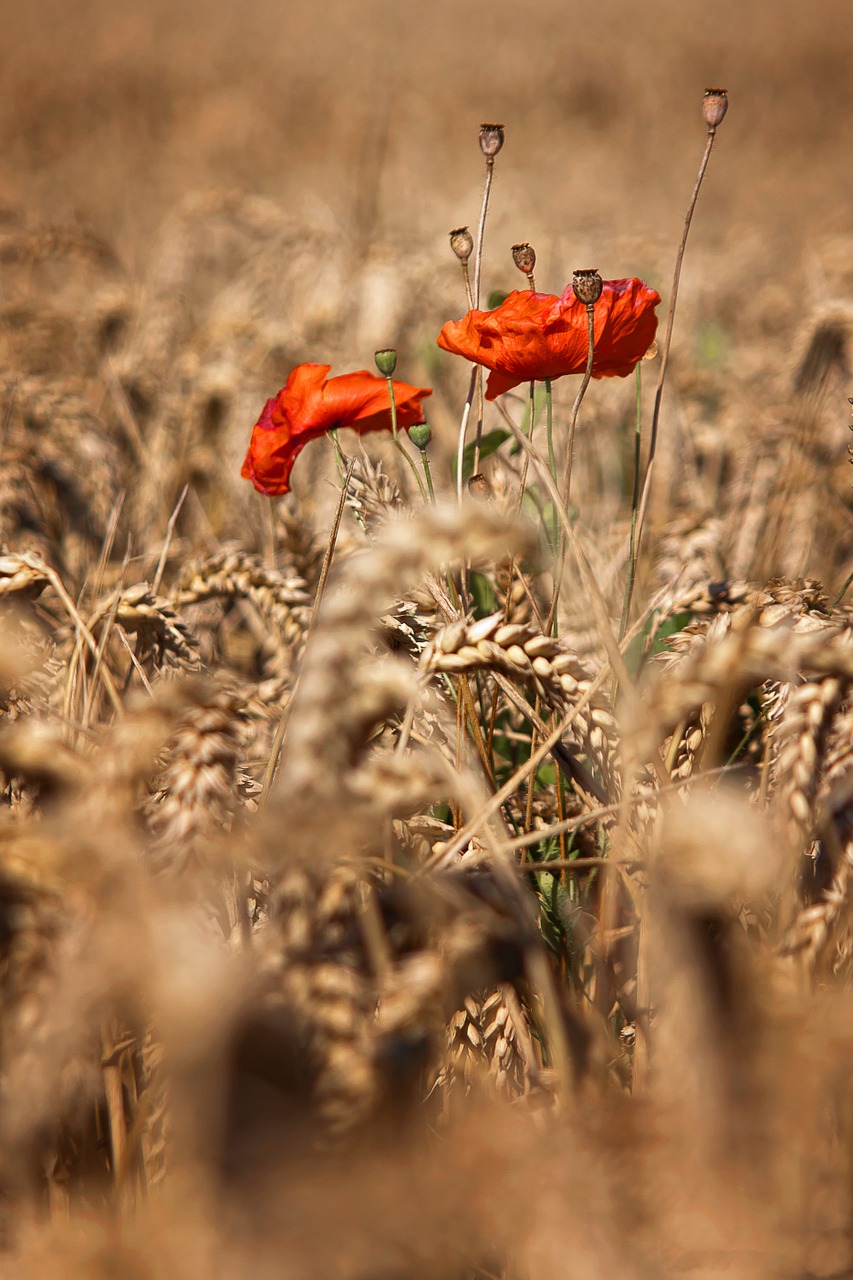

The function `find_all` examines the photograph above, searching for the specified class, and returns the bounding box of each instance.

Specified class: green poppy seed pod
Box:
[703,89,729,129]
[512,243,536,276]
[572,269,603,306]
[449,227,474,263]
[408,421,432,451]
[479,124,505,159]
[374,348,397,377]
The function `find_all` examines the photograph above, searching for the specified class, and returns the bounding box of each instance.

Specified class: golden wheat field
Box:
[1,0,853,1275]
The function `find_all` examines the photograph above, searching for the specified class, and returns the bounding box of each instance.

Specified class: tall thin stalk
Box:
[467,125,505,485]
[625,90,729,630]
[619,364,644,642]
[548,272,601,633]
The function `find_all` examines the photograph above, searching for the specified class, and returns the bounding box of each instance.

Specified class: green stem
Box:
[833,565,853,608]
[421,450,436,503]
[545,377,556,484]
[386,375,426,500]
[619,363,643,643]
[396,438,428,501]
[328,428,347,481]
[386,375,399,444]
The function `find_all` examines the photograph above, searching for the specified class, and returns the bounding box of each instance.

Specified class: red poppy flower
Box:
[437,277,661,400]
[241,364,432,496]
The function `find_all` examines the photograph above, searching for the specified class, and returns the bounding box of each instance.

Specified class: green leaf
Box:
[487,289,510,310]
[468,571,497,620]
[452,429,511,483]
[623,609,693,678]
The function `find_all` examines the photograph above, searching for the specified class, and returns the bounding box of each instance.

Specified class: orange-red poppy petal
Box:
[437,277,661,400]
[241,364,432,496]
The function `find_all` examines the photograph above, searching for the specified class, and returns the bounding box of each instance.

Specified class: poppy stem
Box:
[619,363,644,643]
[562,303,596,513]
[547,303,595,634]
[384,375,427,500]
[328,428,347,483]
[259,456,356,805]
[385,375,399,444]
[473,157,495,309]
[472,371,485,475]
[511,382,537,517]
[264,496,277,570]
[627,123,720,625]
[420,450,437,504]
[461,261,474,310]
[470,156,496,478]
[455,366,478,503]
[545,377,556,484]
[395,438,428,502]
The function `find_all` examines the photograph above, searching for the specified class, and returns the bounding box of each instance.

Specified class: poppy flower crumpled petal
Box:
[241,363,432,496]
[437,277,661,400]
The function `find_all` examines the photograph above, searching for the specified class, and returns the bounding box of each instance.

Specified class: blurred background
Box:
[5,0,853,285]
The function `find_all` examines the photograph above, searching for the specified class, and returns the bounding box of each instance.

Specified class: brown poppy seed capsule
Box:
[449,227,474,263]
[479,124,505,159]
[374,348,397,377]
[572,269,603,306]
[702,89,729,129]
[467,473,492,501]
[512,243,537,276]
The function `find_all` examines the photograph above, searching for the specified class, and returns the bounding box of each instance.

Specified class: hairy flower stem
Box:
[627,125,720,625]
[420,449,436,503]
[328,428,347,481]
[619,364,644,643]
[386,375,399,444]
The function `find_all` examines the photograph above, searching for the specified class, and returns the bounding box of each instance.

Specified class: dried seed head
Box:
[408,422,432,451]
[511,243,536,276]
[572,269,603,306]
[449,227,474,263]
[702,89,729,129]
[467,473,492,501]
[479,124,505,159]
[374,348,397,377]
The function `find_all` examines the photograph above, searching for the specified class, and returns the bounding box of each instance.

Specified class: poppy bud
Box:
[702,89,728,129]
[572,269,603,307]
[479,124,505,160]
[374,348,398,377]
[449,227,474,263]
[408,422,432,451]
[512,243,536,277]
